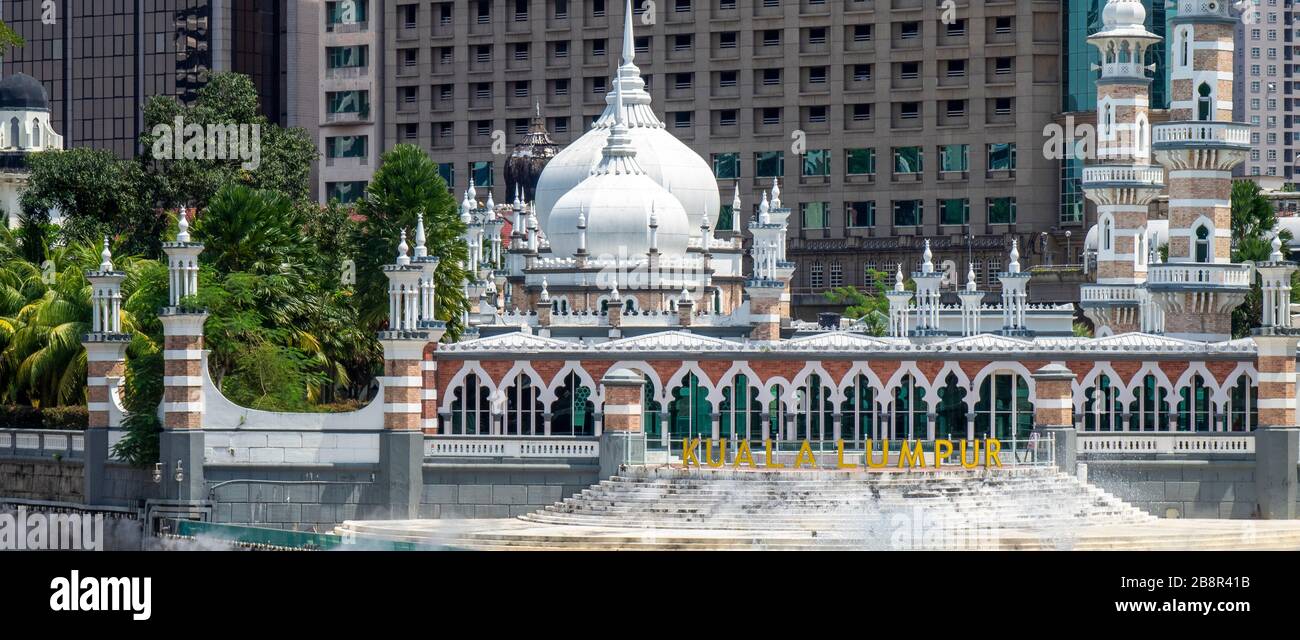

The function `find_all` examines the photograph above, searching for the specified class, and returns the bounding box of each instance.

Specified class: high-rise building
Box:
[2,0,285,158]
[1234,0,1292,185]
[307,0,1065,319]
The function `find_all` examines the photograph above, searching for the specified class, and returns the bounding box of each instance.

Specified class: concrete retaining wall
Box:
[0,457,83,502]
[1084,458,1264,518]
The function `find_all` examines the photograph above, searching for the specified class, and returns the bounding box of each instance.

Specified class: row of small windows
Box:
[798,197,1016,231]
[711,144,1016,180]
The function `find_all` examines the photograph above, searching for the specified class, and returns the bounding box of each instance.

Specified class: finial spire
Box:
[397,230,411,266]
[99,236,113,271]
[414,216,428,258]
[176,208,190,243]
[966,263,977,292]
[622,0,636,66]
[894,264,905,292]
[1271,234,1284,262]
[922,239,934,273]
[771,178,782,208]
[540,277,550,302]
[732,183,742,211]
[1008,239,1021,273]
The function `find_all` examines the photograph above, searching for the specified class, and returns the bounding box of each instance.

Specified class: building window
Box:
[713,153,740,179]
[673,111,693,128]
[469,161,494,187]
[940,199,969,225]
[437,162,454,189]
[847,201,875,228]
[846,148,876,175]
[851,104,872,121]
[810,263,825,289]
[755,151,784,177]
[987,197,1016,224]
[940,144,968,172]
[718,110,737,126]
[327,181,368,204]
[802,202,830,230]
[988,143,1016,171]
[803,149,831,176]
[829,263,844,287]
[893,200,923,227]
[761,107,782,125]
[893,146,923,174]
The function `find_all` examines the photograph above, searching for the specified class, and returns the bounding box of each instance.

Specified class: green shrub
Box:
[41,405,89,430]
[0,405,42,429]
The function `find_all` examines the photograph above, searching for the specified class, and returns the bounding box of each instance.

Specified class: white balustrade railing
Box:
[1080,284,1139,302]
[425,437,600,459]
[1153,121,1250,146]
[1147,263,1251,287]
[0,428,85,459]
[1082,165,1163,185]
[1079,433,1255,455]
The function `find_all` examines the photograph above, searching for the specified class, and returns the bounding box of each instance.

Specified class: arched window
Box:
[8,117,18,148]
[1084,374,1121,431]
[503,372,543,436]
[1101,217,1113,252]
[1104,104,1114,139]
[1135,230,1147,268]
[1176,374,1212,432]
[31,120,40,147]
[668,372,712,441]
[550,371,594,436]
[976,374,1032,440]
[712,289,721,314]
[553,297,569,314]
[1197,83,1213,121]
[1227,374,1257,432]
[1194,224,1211,262]
[795,373,834,442]
[449,373,492,435]
[642,378,665,448]
[719,374,764,443]
[1128,374,1170,432]
[935,373,968,441]
[1180,29,1190,67]
[893,374,928,440]
[839,375,878,445]
[1119,40,1131,63]
[768,386,789,442]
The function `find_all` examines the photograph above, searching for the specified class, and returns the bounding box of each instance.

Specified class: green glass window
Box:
[846,148,876,175]
[326,136,367,159]
[893,146,923,174]
[327,45,368,68]
[847,201,875,228]
[1127,375,1170,432]
[988,143,1016,171]
[796,375,835,441]
[939,144,968,172]
[893,200,922,227]
[940,198,969,225]
[1083,375,1121,431]
[716,205,735,232]
[1176,375,1212,432]
[801,202,829,229]
[838,375,877,444]
[327,0,368,27]
[469,161,494,187]
[669,373,713,440]
[437,163,454,190]
[1227,374,1257,432]
[713,152,739,179]
[802,149,831,177]
[974,374,1033,441]
[326,90,369,115]
[550,372,594,436]
[755,151,784,178]
[935,373,969,441]
[719,375,764,443]
[326,181,368,204]
[893,375,928,440]
[988,197,1016,224]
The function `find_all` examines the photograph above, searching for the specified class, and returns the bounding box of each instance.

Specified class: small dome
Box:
[1103,0,1147,29]
[0,73,50,111]
[1084,224,1099,252]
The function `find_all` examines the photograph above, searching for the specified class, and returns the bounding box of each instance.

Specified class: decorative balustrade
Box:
[1153,121,1250,147]
[425,437,600,459]
[1080,284,1140,303]
[1147,263,1251,288]
[1082,165,1164,186]
[1079,433,1255,455]
[0,428,84,460]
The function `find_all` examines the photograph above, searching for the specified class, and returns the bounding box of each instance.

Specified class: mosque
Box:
[73,0,1300,526]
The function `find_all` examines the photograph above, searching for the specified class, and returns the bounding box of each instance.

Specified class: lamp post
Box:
[1065,230,1072,265]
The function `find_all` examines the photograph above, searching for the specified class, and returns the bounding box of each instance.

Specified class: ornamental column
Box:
[376,230,440,519]
[83,238,130,505]
[1032,363,1078,474]
[159,211,208,503]
[599,368,646,479]
[1252,240,1300,519]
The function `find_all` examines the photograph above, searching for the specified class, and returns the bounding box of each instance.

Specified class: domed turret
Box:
[546,77,691,259]
[504,104,560,204]
[533,0,719,237]
[0,74,50,111]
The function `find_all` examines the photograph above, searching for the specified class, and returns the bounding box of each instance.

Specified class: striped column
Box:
[160,312,208,430]
[1252,330,1300,519]
[746,283,785,342]
[1032,363,1077,474]
[83,338,129,505]
[380,335,428,432]
[599,368,646,479]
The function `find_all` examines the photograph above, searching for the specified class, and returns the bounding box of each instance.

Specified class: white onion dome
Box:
[546,82,691,259]
[1103,0,1146,28]
[533,1,718,237]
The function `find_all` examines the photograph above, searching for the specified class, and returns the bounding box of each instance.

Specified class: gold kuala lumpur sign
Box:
[677,438,1005,470]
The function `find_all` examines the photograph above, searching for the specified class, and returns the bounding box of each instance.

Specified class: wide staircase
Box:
[337,466,1300,550]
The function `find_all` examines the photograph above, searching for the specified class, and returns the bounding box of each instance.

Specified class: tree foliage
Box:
[822,269,901,336]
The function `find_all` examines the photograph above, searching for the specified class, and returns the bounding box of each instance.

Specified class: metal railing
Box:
[651,433,1054,468]
[424,436,600,459]
[0,428,84,460]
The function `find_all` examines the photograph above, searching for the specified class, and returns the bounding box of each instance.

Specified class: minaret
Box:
[911,240,945,336]
[1078,0,1165,336]
[1252,234,1300,518]
[997,240,1032,336]
[158,208,208,503]
[958,263,985,337]
[82,237,130,505]
[410,216,446,435]
[745,180,794,342]
[377,228,436,518]
[1149,0,1252,342]
[886,265,914,338]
